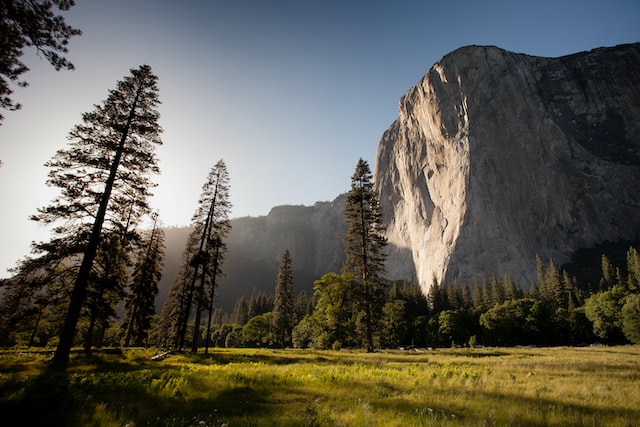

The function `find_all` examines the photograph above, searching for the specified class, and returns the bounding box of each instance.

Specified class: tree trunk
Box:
[28,309,43,347]
[359,192,374,353]
[204,244,220,354]
[51,86,142,370]
[178,209,213,350]
[364,284,374,353]
[84,311,96,353]
[191,298,203,353]
[95,323,106,349]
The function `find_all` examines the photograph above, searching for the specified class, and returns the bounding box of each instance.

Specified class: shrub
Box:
[622,294,640,343]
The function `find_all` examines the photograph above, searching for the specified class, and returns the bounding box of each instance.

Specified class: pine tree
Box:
[154,230,199,348]
[122,214,165,347]
[626,246,640,292]
[538,258,564,310]
[0,0,81,122]
[504,274,519,300]
[461,283,473,310]
[169,160,231,352]
[343,158,387,352]
[427,277,445,312]
[1,257,74,347]
[231,295,249,325]
[84,231,129,351]
[481,280,493,310]
[28,65,163,368]
[491,275,506,306]
[600,254,617,291]
[272,249,295,349]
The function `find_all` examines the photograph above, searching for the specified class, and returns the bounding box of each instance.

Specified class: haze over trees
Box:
[0,0,81,123]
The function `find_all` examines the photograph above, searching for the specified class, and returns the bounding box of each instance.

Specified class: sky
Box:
[0,0,639,278]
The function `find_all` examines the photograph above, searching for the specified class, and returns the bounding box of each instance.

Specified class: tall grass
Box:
[1,346,638,426]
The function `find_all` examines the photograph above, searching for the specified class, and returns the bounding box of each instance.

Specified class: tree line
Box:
[157,245,639,351]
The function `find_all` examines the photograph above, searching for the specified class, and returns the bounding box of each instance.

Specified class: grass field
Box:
[0,346,639,426]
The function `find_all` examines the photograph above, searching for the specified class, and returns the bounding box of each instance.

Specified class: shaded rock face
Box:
[157,196,348,311]
[374,43,640,292]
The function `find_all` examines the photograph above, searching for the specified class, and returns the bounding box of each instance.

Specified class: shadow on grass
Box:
[371,385,640,426]
[0,355,273,426]
[0,370,76,427]
[174,349,341,367]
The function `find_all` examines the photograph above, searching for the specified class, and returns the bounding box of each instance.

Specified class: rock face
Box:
[157,196,347,311]
[375,43,640,292]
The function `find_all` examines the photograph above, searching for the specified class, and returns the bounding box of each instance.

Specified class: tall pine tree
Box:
[343,158,387,352]
[28,65,162,368]
[272,249,295,349]
[168,160,231,352]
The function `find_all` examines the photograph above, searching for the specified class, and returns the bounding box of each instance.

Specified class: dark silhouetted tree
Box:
[272,249,295,349]
[167,160,231,352]
[122,214,165,347]
[83,231,129,352]
[28,65,162,368]
[153,230,198,348]
[0,0,81,122]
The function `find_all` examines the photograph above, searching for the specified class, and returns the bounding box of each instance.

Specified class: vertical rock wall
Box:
[375,44,640,292]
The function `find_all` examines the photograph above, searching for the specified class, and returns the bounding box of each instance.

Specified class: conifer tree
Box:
[343,158,387,352]
[231,295,249,325]
[600,254,617,291]
[154,230,199,348]
[272,249,295,349]
[28,65,162,368]
[122,214,165,347]
[169,160,231,352]
[84,231,129,351]
[0,0,81,122]
[504,274,519,300]
[481,280,493,311]
[626,247,640,292]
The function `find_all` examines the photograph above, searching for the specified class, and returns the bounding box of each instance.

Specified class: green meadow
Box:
[1,346,638,426]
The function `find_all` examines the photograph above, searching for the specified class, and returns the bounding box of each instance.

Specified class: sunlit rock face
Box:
[374,43,640,293]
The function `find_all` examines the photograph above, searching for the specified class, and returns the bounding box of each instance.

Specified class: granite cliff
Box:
[375,43,640,292]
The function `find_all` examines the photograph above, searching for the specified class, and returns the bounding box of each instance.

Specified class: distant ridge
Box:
[158,195,348,312]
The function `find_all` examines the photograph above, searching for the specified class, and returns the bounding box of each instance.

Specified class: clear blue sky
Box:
[0,0,638,277]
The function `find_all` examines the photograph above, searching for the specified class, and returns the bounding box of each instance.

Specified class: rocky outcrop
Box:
[375,43,640,292]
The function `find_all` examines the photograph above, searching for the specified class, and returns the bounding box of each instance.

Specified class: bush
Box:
[622,294,640,344]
